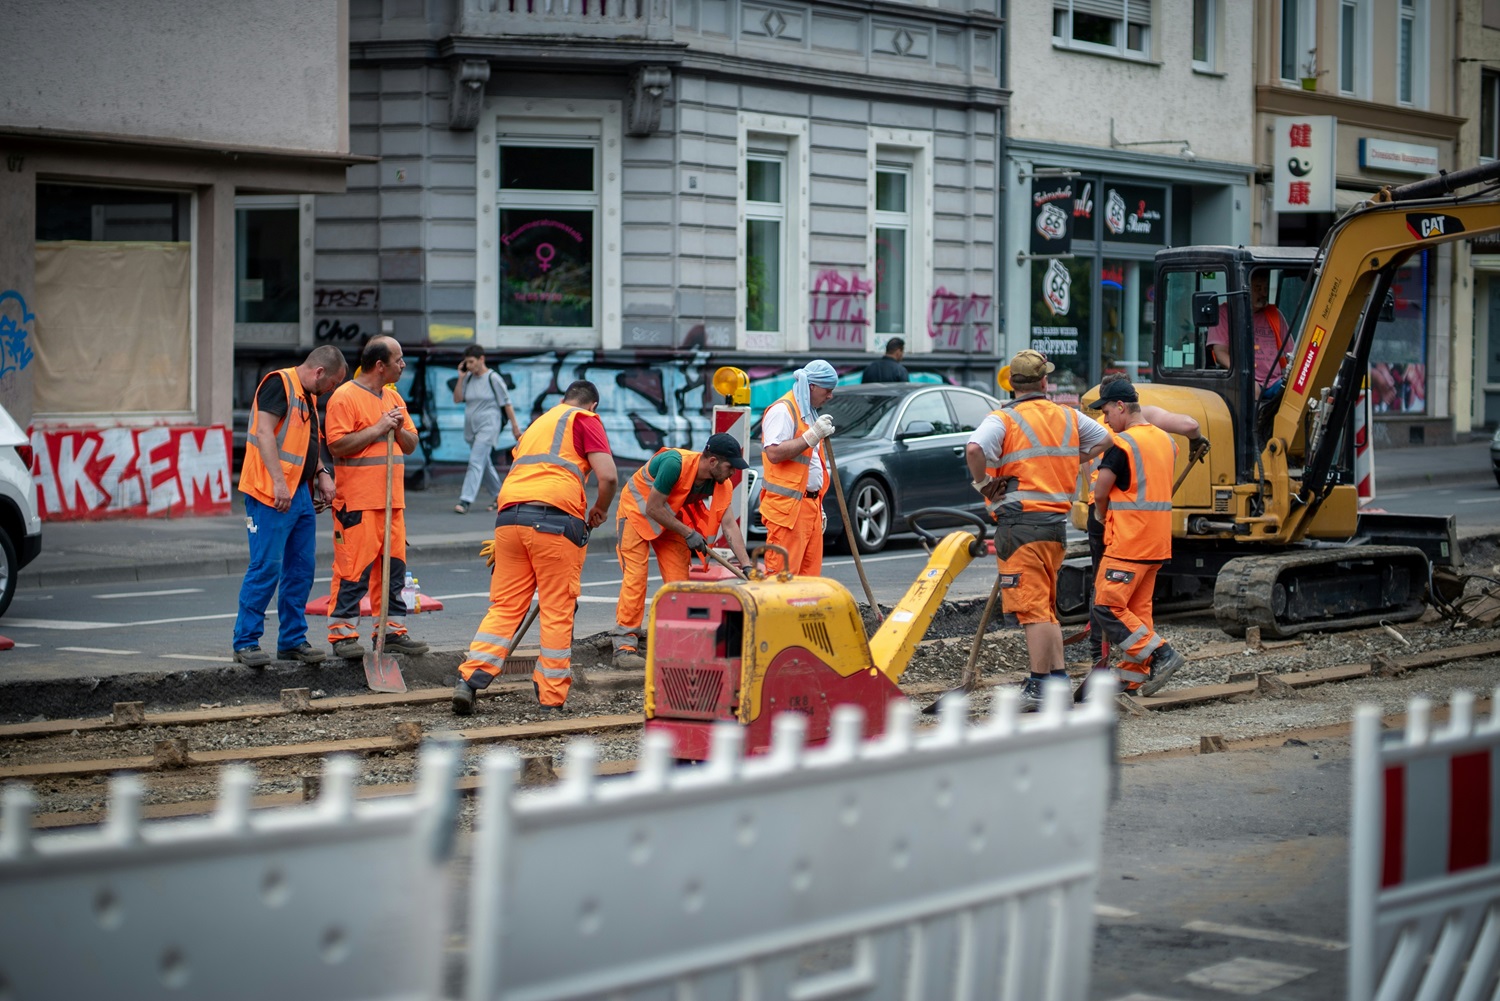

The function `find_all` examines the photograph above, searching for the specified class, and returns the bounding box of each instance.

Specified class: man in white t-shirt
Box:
[758,359,838,576]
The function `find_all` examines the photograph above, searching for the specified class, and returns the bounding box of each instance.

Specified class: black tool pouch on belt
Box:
[495,503,591,548]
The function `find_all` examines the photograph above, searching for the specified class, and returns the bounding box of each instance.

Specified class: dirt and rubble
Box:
[4,538,1498,824]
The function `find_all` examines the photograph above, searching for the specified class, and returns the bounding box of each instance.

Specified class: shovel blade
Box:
[363,652,407,693]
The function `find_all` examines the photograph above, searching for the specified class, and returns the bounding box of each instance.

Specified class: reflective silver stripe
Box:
[511,406,587,483]
[278,450,302,464]
[610,625,639,638]
[1005,407,1044,449]
[540,645,572,660]
[763,481,805,500]
[1117,625,1151,660]
[335,454,406,466]
[473,630,514,650]
[1111,432,1174,511]
[538,665,572,679]
[626,475,664,534]
[1139,634,1166,661]
[1007,490,1073,503]
[791,453,810,466]
[465,649,508,670]
[1002,445,1078,460]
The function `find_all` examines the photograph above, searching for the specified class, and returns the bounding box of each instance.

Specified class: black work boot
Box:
[451,679,477,716]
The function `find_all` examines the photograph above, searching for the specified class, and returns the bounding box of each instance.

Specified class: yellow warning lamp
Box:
[713,366,750,405]
[996,365,1013,392]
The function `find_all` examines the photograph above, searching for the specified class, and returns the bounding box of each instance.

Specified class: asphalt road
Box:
[0,537,1003,682]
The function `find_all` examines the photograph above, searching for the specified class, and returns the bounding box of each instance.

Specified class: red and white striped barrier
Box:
[1354,380,1375,503]
[1350,691,1500,1000]
[712,405,750,543]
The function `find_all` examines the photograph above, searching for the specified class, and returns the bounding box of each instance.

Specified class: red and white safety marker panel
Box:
[712,405,750,543]
[1354,381,1375,503]
[304,594,444,617]
[1350,691,1500,1000]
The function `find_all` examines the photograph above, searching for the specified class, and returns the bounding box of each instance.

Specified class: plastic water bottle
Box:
[401,572,417,613]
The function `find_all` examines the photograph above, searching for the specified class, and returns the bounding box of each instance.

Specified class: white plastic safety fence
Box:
[1350,691,1500,1001]
[467,677,1117,1001]
[0,745,461,1001]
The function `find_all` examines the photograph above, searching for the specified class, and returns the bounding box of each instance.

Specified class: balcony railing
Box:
[455,0,674,41]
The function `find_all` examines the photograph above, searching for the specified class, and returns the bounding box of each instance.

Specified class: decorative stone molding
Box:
[449,60,491,131]
[625,66,671,137]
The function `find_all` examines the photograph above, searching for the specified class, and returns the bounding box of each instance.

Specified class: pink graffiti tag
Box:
[809,270,874,347]
[926,287,993,352]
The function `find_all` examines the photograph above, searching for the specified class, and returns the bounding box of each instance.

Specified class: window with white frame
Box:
[475,101,622,348]
[744,152,785,337]
[1052,0,1150,59]
[1338,0,1372,97]
[874,165,910,338]
[1397,0,1427,107]
[1482,71,1500,162]
[1192,0,1215,72]
[1280,0,1316,84]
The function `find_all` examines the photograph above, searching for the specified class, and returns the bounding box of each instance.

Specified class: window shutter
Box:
[1056,0,1145,20]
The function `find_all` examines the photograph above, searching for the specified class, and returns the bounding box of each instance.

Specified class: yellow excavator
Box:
[643,513,988,759]
[1080,160,1500,638]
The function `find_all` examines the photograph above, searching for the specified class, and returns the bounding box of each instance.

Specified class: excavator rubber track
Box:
[1213,544,1432,639]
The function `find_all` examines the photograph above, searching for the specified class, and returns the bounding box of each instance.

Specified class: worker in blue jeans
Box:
[232,346,346,666]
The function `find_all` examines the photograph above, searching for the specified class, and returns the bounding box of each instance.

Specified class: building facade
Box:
[1002,0,1256,405]
[1256,0,1465,445]
[0,0,355,518]
[275,0,1006,464]
[1458,0,1500,431]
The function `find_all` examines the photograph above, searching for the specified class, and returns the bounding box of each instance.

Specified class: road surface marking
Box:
[577,595,618,603]
[1458,496,1497,504]
[430,592,491,601]
[162,654,236,663]
[1183,957,1316,994]
[8,642,38,648]
[1182,920,1345,951]
[1093,904,1138,919]
[57,646,141,655]
[3,617,122,630]
[95,587,204,600]
[127,613,239,627]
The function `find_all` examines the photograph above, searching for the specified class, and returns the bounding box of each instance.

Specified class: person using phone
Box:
[452,345,523,514]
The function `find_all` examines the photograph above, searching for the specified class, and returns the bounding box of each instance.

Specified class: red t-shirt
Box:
[572,412,610,457]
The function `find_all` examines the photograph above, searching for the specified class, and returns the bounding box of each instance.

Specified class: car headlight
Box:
[1492,427,1500,446]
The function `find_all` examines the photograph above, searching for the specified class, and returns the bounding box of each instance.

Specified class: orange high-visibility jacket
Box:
[758,390,824,529]
[984,396,1080,519]
[240,368,315,507]
[1102,423,1176,561]
[618,448,732,541]
[497,403,597,519]
[326,381,417,511]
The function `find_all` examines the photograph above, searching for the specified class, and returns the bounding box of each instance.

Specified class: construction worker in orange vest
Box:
[610,433,755,669]
[452,380,618,715]
[1087,377,1187,696]
[232,345,347,667]
[323,336,430,660]
[759,359,838,576]
[965,349,1111,712]
[1079,372,1208,667]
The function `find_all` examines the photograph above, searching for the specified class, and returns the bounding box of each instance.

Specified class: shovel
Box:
[364,430,407,693]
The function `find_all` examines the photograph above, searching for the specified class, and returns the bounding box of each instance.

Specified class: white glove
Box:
[801,414,835,448]
[971,475,995,496]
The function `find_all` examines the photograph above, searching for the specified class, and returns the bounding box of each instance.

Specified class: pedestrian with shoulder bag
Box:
[453,345,523,514]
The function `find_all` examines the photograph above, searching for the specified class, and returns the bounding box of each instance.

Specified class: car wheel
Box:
[848,477,892,554]
[1494,470,1500,488]
[0,526,17,618]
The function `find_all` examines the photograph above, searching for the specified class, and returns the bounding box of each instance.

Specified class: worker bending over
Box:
[324,337,428,660]
[1087,377,1186,696]
[758,359,837,576]
[452,380,617,715]
[1081,372,1208,666]
[611,433,755,669]
[965,350,1110,712]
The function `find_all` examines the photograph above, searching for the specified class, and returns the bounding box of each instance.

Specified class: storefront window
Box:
[1369,252,1428,413]
[235,206,299,325]
[1029,257,1093,405]
[497,142,597,329]
[1101,259,1153,383]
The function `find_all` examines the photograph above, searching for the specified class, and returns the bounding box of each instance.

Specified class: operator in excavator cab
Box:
[965,349,1111,712]
[1207,268,1292,397]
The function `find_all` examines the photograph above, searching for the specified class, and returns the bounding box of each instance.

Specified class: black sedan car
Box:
[745,382,1003,553]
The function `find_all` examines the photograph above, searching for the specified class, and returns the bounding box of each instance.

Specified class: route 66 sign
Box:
[1043,258,1071,317]
[1035,202,1068,242]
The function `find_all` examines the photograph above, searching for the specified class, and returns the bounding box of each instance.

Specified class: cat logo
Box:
[1405,213,1465,240]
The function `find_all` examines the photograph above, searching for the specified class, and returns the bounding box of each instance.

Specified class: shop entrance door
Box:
[1486,279,1500,425]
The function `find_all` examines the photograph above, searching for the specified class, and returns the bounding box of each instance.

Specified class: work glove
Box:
[971,475,995,496]
[683,531,708,555]
[801,414,836,448]
[1187,435,1211,464]
[480,538,496,570]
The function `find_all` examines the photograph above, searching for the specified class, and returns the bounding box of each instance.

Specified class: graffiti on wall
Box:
[0,291,36,379]
[314,287,378,310]
[926,287,993,353]
[31,425,233,521]
[315,318,363,343]
[809,270,873,348]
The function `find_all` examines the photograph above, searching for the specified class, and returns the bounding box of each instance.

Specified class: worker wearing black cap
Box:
[609,433,755,669]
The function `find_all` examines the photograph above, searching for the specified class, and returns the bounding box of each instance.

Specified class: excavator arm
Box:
[1272,160,1500,535]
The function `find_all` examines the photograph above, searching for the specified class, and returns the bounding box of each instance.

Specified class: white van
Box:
[0,403,41,616]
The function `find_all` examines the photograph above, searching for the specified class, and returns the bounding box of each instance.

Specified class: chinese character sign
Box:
[1273,116,1336,214]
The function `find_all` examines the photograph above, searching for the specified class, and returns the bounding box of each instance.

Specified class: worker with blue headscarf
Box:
[759,359,838,575]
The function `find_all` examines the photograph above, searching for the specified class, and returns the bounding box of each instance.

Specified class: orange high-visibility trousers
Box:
[327,507,410,643]
[996,539,1064,625]
[458,523,586,706]
[764,495,823,576]
[1091,555,1163,689]
[612,518,692,654]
